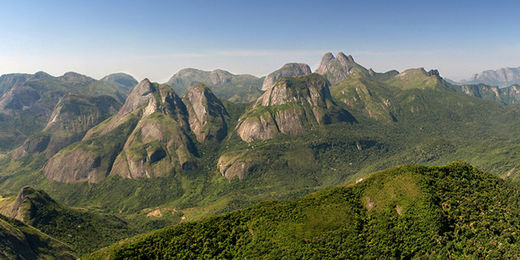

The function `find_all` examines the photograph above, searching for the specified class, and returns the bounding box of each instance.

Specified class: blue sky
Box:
[1,0,519,81]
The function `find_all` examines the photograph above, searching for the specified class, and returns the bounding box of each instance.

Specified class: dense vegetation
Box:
[87,162,520,259]
[0,214,75,259]
[11,187,139,255]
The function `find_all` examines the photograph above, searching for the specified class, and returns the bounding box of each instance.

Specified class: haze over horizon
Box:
[1,0,519,82]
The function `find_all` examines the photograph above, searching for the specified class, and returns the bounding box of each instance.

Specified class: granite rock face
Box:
[460,67,520,87]
[44,79,197,183]
[183,84,230,142]
[316,52,369,85]
[236,73,356,142]
[12,94,121,159]
[261,63,312,91]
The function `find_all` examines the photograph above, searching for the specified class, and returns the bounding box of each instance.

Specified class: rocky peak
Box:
[336,52,355,63]
[256,73,332,108]
[236,74,356,142]
[118,78,155,116]
[316,52,335,74]
[261,63,312,91]
[183,84,229,142]
[44,80,197,183]
[10,186,55,222]
[12,94,121,160]
[315,52,369,85]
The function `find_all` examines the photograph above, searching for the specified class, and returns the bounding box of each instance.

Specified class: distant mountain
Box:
[166,68,263,103]
[101,73,138,92]
[458,67,520,87]
[261,63,311,91]
[88,162,520,259]
[12,94,121,159]
[236,73,355,142]
[316,52,370,85]
[447,83,520,105]
[43,80,231,183]
[0,71,134,151]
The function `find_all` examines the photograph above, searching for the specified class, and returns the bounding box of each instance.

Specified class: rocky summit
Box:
[43,79,199,183]
[316,52,369,85]
[12,94,121,159]
[236,73,356,142]
[261,63,312,91]
[41,79,235,183]
[183,83,230,142]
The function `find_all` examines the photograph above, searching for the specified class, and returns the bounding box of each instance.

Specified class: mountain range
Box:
[452,67,520,87]
[3,52,520,257]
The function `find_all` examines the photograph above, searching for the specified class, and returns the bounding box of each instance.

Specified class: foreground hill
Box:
[88,162,520,258]
[0,214,75,259]
[3,186,137,255]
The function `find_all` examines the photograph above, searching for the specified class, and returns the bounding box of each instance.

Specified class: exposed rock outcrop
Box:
[10,186,56,222]
[12,94,121,159]
[0,71,133,151]
[109,84,196,179]
[316,52,369,85]
[217,153,256,180]
[459,67,520,87]
[235,74,356,142]
[183,84,230,142]
[44,79,198,183]
[261,63,312,91]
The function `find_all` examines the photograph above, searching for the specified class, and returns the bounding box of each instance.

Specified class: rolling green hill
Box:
[0,214,75,259]
[87,162,520,259]
[4,186,139,255]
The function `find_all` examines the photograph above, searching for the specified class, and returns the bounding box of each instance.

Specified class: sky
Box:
[1,0,519,82]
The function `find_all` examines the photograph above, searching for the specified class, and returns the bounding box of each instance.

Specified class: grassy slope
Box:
[12,187,140,256]
[87,162,520,259]
[0,214,75,259]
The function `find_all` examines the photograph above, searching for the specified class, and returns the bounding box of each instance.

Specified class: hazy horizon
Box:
[2,0,520,82]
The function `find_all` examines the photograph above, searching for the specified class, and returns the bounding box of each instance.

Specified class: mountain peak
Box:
[118,79,155,115]
[101,73,138,89]
[59,72,94,83]
[316,51,369,84]
[33,71,52,79]
[320,52,335,64]
[183,83,229,142]
[261,63,312,90]
[236,73,356,142]
[10,186,56,221]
